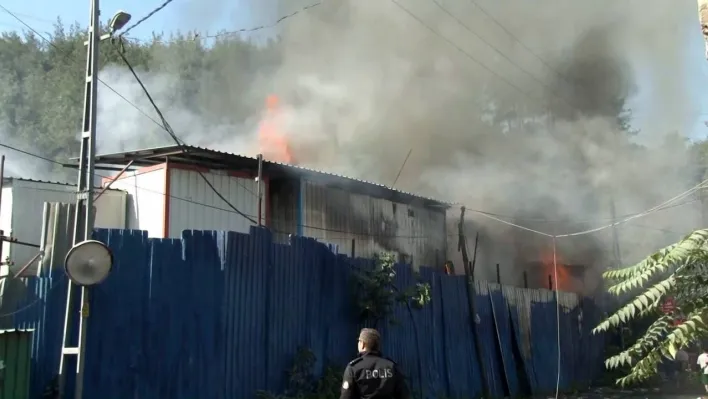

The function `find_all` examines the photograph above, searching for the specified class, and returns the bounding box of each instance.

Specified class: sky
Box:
[0,0,707,140]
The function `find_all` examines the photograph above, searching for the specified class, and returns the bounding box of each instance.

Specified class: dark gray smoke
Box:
[97,0,702,290]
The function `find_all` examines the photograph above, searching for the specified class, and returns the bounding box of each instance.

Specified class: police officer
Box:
[340,328,410,399]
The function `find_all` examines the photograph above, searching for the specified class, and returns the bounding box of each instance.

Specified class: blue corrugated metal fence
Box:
[2,227,604,398]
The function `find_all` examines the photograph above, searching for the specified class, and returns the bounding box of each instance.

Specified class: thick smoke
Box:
[0,128,60,181]
[97,0,702,291]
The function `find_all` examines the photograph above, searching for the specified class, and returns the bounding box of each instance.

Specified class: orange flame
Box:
[258,95,295,164]
[540,248,572,291]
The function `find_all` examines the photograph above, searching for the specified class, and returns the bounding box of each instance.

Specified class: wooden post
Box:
[523,270,528,288]
[458,207,490,397]
[350,239,355,258]
[256,154,263,226]
[548,274,553,290]
[496,263,501,284]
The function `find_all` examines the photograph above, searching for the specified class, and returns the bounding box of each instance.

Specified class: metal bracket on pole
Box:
[58,0,100,397]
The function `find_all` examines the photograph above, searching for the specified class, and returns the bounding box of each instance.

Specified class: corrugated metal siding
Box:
[7,227,605,398]
[0,329,32,399]
[0,188,12,278]
[168,169,265,238]
[301,180,446,268]
[110,169,166,237]
[0,180,125,276]
[267,179,298,244]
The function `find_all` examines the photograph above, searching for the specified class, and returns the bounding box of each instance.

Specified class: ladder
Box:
[57,0,100,397]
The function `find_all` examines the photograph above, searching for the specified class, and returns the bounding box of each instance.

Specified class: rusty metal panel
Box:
[167,169,265,238]
[300,180,446,268]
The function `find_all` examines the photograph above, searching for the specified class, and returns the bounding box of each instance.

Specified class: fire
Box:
[257,95,295,164]
[540,248,573,292]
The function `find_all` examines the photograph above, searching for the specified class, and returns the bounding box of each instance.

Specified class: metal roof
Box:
[85,145,451,209]
[3,177,77,187]
[2,177,123,191]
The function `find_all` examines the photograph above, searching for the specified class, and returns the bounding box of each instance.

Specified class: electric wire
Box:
[390,0,542,104]
[120,0,176,38]
[388,1,703,241]
[1,2,694,237]
[0,274,67,318]
[431,0,574,107]
[112,44,260,225]
[0,3,695,388]
[0,142,443,239]
[466,179,708,238]
[2,1,689,232]
[0,141,701,242]
[0,4,167,131]
[464,0,571,86]
[124,1,323,44]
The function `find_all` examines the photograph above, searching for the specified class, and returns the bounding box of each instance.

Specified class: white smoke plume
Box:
[96,0,704,290]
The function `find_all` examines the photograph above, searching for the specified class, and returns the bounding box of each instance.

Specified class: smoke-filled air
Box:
[90,0,702,290]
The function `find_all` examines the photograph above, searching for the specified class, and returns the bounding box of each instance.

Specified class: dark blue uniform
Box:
[340,351,410,399]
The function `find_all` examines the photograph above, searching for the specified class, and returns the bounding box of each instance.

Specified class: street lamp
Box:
[108,10,131,33]
[84,10,132,44]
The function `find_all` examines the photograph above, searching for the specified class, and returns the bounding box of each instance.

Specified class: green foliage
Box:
[594,229,708,386]
[0,22,280,177]
[255,347,343,399]
[352,252,432,325]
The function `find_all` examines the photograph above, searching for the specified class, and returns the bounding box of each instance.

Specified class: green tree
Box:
[593,229,708,386]
[0,21,278,173]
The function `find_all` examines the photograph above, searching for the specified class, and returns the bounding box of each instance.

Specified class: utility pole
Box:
[58,0,100,397]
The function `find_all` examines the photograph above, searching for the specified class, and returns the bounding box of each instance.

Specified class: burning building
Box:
[446,204,612,296]
[93,145,450,268]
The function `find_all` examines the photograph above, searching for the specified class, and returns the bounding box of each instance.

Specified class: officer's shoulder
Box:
[348,357,364,367]
[382,356,397,365]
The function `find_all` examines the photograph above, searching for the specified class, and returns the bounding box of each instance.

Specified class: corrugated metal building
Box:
[93,145,450,268]
[0,178,127,276]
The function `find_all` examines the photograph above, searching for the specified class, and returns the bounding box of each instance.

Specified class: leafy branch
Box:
[594,229,708,386]
[352,252,431,325]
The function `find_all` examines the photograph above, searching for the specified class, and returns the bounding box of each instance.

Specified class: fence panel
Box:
[2,227,605,398]
[488,286,520,397]
[439,275,484,398]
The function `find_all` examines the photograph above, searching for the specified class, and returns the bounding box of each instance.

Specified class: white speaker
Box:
[64,240,113,286]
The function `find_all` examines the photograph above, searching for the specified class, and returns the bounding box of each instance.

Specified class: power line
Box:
[0,143,64,166]
[124,1,323,44]
[0,274,67,318]
[390,0,541,103]
[464,0,565,85]
[0,4,167,131]
[0,6,698,239]
[112,43,259,225]
[0,141,436,238]
[431,0,574,109]
[120,0,176,37]
[387,1,705,237]
[0,140,701,241]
